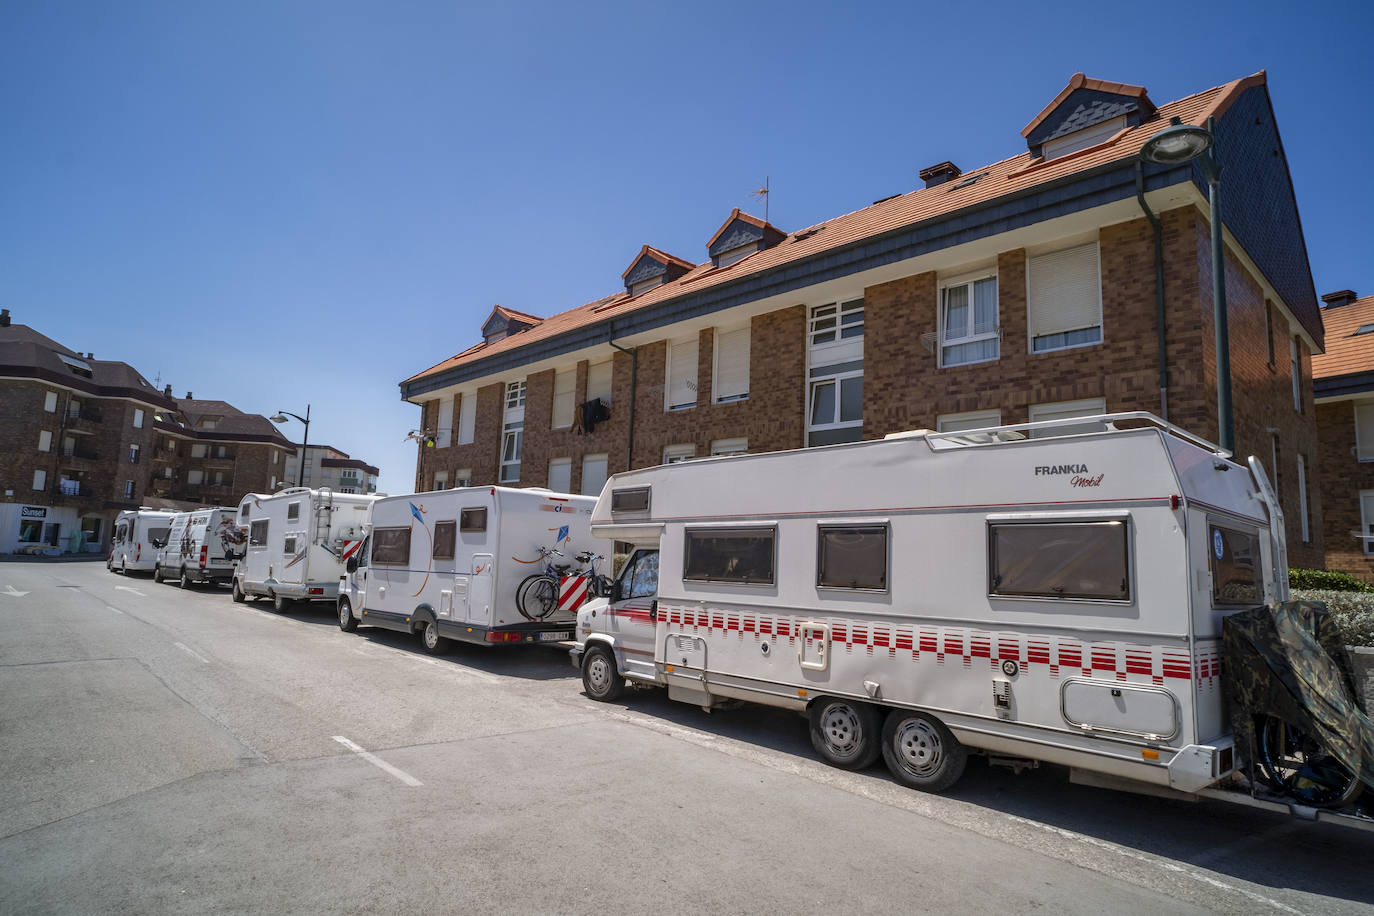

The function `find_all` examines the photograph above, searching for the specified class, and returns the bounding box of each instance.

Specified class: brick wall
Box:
[1316,401,1374,581]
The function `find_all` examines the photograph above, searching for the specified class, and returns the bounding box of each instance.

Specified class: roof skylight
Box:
[1355,323,1374,336]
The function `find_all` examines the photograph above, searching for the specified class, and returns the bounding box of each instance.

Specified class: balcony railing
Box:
[57,479,81,496]
[60,444,100,460]
[66,404,103,423]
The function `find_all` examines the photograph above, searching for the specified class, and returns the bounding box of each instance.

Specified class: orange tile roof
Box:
[406,73,1267,389]
[706,208,776,250]
[1313,296,1374,380]
[1021,73,1154,138]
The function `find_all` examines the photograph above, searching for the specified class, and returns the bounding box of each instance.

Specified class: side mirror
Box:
[609,579,623,602]
[345,556,358,573]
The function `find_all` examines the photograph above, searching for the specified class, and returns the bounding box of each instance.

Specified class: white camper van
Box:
[108,509,177,574]
[232,488,377,611]
[153,507,246,588]
[339,486,598,651]
[573,413,1291,799]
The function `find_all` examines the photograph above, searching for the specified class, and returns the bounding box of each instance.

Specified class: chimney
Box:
[86,352,93,359]
[0,308,9,327]
[163,384,172,397]
[1321,289,1358,309]
[919,161,962,189]
[185,391,193,399]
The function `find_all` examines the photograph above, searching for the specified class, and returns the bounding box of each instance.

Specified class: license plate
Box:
[539,631,570,642]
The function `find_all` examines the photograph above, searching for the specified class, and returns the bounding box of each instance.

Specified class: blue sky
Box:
[4,0,1372,493]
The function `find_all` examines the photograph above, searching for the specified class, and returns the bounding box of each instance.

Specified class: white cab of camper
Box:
[338,486,598,651]
[573,413,1285,798]
[232,487,377,612]
[108,508,177,574]
[153,507,246,588]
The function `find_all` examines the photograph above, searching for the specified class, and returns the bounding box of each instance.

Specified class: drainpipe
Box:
[608,332,638,469]
[1135,161,1169,422]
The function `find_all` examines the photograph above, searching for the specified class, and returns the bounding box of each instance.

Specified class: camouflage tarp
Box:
[1223,600,1374,792]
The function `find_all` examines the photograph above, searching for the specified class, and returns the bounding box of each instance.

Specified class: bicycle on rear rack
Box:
[515,547,605,621]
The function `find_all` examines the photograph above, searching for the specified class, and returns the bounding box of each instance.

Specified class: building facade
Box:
[282,444,380,494]
[0,311,294,554]
[1313,290,1374,580]
[400,72,1325,569]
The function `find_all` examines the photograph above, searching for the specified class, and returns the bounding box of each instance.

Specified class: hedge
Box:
[1290,589,1374,647]
[1288,568,1374,593]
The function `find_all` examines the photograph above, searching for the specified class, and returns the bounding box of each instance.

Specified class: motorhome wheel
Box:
[337,598,358,633]
[582,645,625,701]
[421,622,448,656]
[809,699,882,770]
[881,711,967,792]
[1256,714,1363,808]
[179,568,192,589]
[151,565,162,583]
[231,580,246,603]
[272,593,293,613]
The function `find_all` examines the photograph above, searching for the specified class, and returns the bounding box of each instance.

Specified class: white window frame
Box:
[663,444,695,464]
[44,391,58,412]
[505,380,527,411]
[808,298,864,351]
[38,430,52,453]
[936,409,1002,432]
[938,271,1000,368]
[1297,453,1310,543]
[1041,115,1127,160]
[124,480,135,499]
[436,396,453,448]
[1361,490,1374,557]
[713,324,751,403]
[552,368,575,429]
[581,453,609,497]
[191,443,206,459]
[1026,242,1103,354]
[129,443,140,464]
[433,471,448,491]
[457,392,476,445]
[133,408,144,429]
[188,469,204,485]
[1356,402,1374,462]
[1290,337,1302,413]
[548,457,572,493]
[454,469,472,488]
[807,298,865,447]
[665,337,699,411]
[499,422,523,483]
[33,469,47,491]
[1028,398,1107,438]
[711,438,748,456]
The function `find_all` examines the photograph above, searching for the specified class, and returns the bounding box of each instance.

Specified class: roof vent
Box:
[919,161,962,188]
[1321,289,1358,310]
[185,391,193,399]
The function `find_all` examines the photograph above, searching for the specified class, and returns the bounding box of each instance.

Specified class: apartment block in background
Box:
[282,444,380,494]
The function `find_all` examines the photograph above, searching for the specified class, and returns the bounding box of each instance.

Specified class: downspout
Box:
[608,332,638,469]
[1135,161,1169,422]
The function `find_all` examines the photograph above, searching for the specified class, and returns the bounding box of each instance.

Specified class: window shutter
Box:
[1028,243,1100,338]
[581,454,608,496]
[587,360,612,405]
[548,457,571,493]
[666,339,698,409]
[436,396,452,447]
[1357,403,1374,461]
[457,394,475,444]
[552,368,575,428]
[714,327,750,402]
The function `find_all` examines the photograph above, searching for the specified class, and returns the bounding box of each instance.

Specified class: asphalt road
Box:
[1,559,1372,915]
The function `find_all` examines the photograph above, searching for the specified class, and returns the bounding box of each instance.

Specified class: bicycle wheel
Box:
[516,574,558,621]
[1256,714,1363,808]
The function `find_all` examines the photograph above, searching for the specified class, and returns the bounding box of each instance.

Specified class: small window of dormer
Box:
[1022,74,1155,160]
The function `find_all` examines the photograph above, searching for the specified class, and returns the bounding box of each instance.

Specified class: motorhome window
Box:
[240,504,250,520]
[149,527,170,548]
[683,527,776,585]
[115,524,129,543]
[433,521,456,560]
[611,487,650,513]
[287,502,301,522]
[817,524,888,590]
[1209,525,1262,606]
[460,507,487,532]
[988,521,1129,601]
[622,550,660,599]
[357,536,369,568]
[249,520,269,547]
[371,527,411,565]
[283,536,297,554]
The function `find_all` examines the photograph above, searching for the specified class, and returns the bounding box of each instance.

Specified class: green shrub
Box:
[1290,589,1374,647]
[1288,568,1374,593]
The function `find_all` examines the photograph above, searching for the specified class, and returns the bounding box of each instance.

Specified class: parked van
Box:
[108,509,177,575]
[232,488,377,611]
[339,486,598,652]
[153,507,245,588]
[573,413,1291,798]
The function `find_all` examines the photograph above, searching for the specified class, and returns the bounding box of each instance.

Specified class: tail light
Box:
[485,631,525,643]
[199,545,208,569]
[308,587,324,595]
[136,544,141,561]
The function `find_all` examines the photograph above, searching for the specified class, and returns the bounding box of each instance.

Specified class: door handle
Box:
[649,600,658,622]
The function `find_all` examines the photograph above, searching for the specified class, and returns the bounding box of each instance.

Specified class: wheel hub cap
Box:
[822,705,862,756]
[895,719,943,775]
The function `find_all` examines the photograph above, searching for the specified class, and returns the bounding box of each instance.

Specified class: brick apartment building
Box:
[0,310,295,554]
[1314,290,1374,580]
[283,444,380,494]
[399,71,1325,569]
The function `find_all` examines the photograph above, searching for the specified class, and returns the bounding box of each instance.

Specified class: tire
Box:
[272,593,293,613]
[119,558,128,575]
[1256,714,1363,808]
[881,710,967,793]
[338,598,358,632]
[581,644,625,702]
[420,620,448,655]
[517,574,558,621]
[152,565,163,583]
[231,579,246,603]
[179,568,192,589]
[809,698,882,770]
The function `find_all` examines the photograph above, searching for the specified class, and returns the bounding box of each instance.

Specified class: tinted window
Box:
[611,487,650,513]
[989,520,1129,601]
[433,521,456,560]
[240,504,250,519]
[287,502,301,521]
[622,550,659,599]
[372,527,411,565]
[1210,524,1262,606]
[283,536,298,554]
[460,507,487,532]
[249,519,269,547]
[683,527,775,584]
[817,524,888,590]
[148,527,170,547]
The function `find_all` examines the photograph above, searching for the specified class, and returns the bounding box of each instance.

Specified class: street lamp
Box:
[270,405,311,487]
[1140,118,1233,452]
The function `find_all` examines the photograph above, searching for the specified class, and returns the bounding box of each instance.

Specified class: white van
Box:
[108,509,177,575]
[153,507,245,588]
[339,486,598,652]
[232,487,377,611]
[574,413,1291,799]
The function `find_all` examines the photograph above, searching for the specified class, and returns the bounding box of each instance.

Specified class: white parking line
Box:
[174,642,210,664]
[104,605,124,615]
[332,735,422,787]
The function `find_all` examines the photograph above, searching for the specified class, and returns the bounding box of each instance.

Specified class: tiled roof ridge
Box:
[620,244,698,280]
[492,304,542,324]
[1022,72,1153,138]
[706,208,776,250]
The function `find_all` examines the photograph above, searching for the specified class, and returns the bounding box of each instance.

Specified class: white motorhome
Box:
[574,413,1293,799]
[153,507,245,588]
[232,488,377,611]
[108,509,177,574]
[339,486,598,651]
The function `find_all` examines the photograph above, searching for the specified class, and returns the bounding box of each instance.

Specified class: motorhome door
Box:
[468,554,493,626]
[280,498,307,585]
[609,549,659,680]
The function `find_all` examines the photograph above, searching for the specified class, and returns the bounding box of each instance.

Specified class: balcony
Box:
[60,443,100,461]
[65,404,103,425]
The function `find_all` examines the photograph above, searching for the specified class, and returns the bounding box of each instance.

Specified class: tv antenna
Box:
[752,176,770,224]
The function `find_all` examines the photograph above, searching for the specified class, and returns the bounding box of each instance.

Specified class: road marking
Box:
[332,735,422,787]
[104,605,124,615]
[174,642,210,664]
[114,585,147,597]
[2,585,31,598]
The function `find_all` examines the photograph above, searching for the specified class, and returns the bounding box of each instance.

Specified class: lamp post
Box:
[270,405,311,487]
[1140,118,1233,452]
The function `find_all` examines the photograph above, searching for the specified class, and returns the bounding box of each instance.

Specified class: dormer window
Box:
[57,353,93,378]
[480,305,541,345]
[1022,73,1156,160]
[622,245,693,296]
[706,208,785,269]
